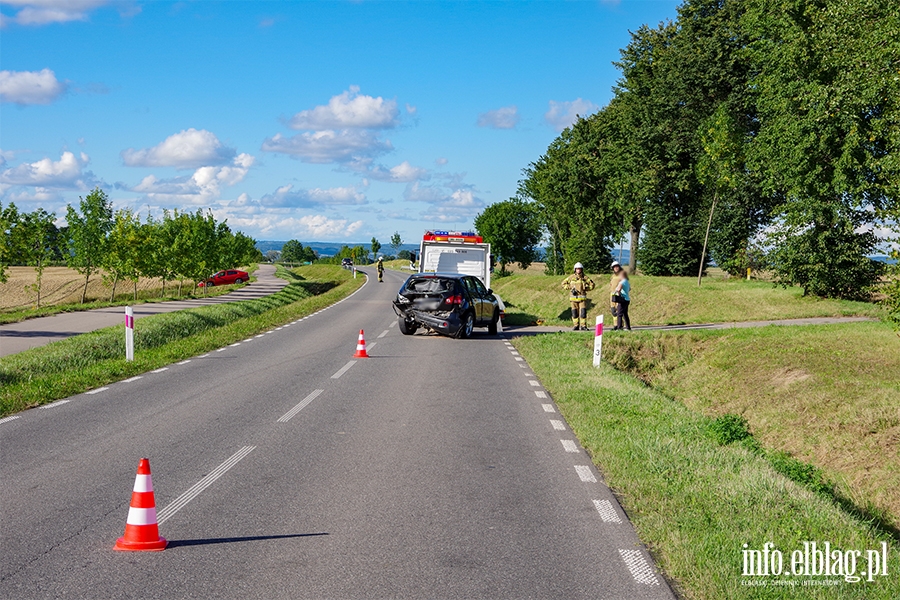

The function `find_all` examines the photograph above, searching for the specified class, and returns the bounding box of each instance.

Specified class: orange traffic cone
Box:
[115,458,167,551]
[353,329,370,358]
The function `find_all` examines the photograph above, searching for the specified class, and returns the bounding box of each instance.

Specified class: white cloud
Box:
[403,181,485,224]
[287,86,399,130]
[260,184,366,208]
[127,153,254,204]
[121,128,236,169]
[477,105,519,129]
[0,150,96,188]
[544,98,600,131]
[1,0,111,25]
[0,68,66,105]
[361,160,429,183]
[435,157,448,166]
[261,129,392,164]
[405,103,417,116]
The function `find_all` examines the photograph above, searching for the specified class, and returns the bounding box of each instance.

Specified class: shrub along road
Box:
[0,264,286,357]
[0,267,674,599]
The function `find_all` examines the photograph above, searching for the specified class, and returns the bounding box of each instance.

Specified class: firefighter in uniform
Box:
[562,262,595,330]
[609,261,623,318]
[376,256,385,283]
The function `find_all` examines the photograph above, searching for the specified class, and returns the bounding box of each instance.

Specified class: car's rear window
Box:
[405,278,454,293]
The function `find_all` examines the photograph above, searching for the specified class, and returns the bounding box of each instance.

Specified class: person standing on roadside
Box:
[609,261,622,319]
[612,268,631,331]
[376,256,385,283]
[562,262,595,331]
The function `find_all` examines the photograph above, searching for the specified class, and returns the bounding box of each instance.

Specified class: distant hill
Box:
[256,240,420,258]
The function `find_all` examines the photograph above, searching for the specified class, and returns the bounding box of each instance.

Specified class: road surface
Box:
[0,265,287,357]
[0,267,675,599]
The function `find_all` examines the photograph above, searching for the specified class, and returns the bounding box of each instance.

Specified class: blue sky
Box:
[1,0,679,243]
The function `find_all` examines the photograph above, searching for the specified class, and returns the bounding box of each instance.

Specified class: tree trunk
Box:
[109,273,119,302]
[178,278,183,297]
[133,279,138,301]
[698,193,717,287]
[629,221,641,272]
[81,269,90,304]
[161,278,166,297]
[35,266,42,308]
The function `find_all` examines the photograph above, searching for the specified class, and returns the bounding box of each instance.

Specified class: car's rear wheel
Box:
[206,281,215,287]
[234,278,243,284]
[488,308,500,335]
[398,318,418,335]
[458,311,475,339]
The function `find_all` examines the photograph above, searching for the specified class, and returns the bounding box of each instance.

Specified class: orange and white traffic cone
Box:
[115,458,167,551]
[353,329,370,358]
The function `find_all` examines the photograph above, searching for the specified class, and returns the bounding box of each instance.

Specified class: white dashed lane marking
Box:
[593,499,622,523]
[510,351,520,356]
[39,400,70,410]
[229,342,241,347]
[389,320,397,328]
[550,420,566,431]
[0,415,20,425]
[331,361,357,379]
[575,465,597,482]
[561,440,578,453]
[85,387,109,395]
[515,357,524,362]
[277,389,324,423]
[255,334,265,338]
[535,391,547,399]
[151,367,168,374]
[156,446,256,525]
[542,404,555,413]
[177,360,191,365]
[529,380,540,387]
[198,354,210,358]
[216,348,226,353]
[122,376,143,383]
[619,549,660,585]
[377,330,389,338]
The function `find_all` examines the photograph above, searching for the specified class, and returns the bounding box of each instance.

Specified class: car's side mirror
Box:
[487,289,493,294]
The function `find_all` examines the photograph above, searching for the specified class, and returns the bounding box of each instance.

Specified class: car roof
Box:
[405,272,468,280]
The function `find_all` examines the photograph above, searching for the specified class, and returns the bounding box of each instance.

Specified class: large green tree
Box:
[0,202,20,283]
[66,188,114,303]
[15,208,57,307]
[281,239,305,263]
[474,198,542,274]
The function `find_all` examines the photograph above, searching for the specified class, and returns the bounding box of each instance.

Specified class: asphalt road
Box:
[0,267,675,599]
[0,264,287,357]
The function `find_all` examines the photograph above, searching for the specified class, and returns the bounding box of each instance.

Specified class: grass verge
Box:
[0,264,260,325]
[492,272,883,327]
[514,332,899,599]
[0,265,362,417]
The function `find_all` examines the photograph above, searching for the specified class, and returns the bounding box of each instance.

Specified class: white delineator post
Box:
[592,314,603,367]
[125,306,134,362]
[353,267,357,279]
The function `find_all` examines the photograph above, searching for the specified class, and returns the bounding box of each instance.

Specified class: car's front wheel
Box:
[398,318,418,335]
[458,311,475,339]
[234,278,243,284]
[206,281,215,287]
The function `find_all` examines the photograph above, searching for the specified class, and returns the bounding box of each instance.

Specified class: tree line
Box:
[478,0,898,300]
[0,188,260,306]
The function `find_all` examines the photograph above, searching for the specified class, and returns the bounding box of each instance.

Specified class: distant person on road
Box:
[609,261,623,319]
[612,268,631,331]
[376,256,385,283]
[562,262,595,331]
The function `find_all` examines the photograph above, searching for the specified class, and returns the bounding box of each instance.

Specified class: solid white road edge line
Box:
[85,387,109,395]
[277,389,325,423]
[156,446,256,525]
[331,361,357,379]
[575,465,597,483]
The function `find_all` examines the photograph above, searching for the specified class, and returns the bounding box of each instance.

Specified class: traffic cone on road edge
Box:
[353,329,370,358]
[114,458,167,551]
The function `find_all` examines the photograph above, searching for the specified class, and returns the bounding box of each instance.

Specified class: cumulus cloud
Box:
[0,150,97,188]
[359,160,429,183]
[126,153,254,204]
[477,105,519,129]
[544,98,600,131]
[435,157,448,166]
[403,180,485,223]
[261,129,392,164]
[1,0,114,26]
[287,86,399,130]
[0,68,66,105]
[260,184,366,208]
[121,128,237,169]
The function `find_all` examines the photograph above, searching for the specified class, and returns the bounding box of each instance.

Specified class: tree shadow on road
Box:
[167,533,328,548]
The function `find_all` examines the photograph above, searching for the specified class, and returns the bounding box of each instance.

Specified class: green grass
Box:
[491,272,883,326]
[0,264,260,325]
[0,265,362,417]
[514,332,900,599]
[602,321,900,530]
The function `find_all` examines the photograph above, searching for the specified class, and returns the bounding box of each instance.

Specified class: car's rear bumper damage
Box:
[393,305,461,336]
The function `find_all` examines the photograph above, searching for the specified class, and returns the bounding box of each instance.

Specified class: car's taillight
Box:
[447,295,464,305]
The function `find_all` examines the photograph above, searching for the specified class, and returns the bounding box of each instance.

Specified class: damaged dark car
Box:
[392,273,501,339]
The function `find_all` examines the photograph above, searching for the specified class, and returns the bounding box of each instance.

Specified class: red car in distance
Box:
[199,269,249,287]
